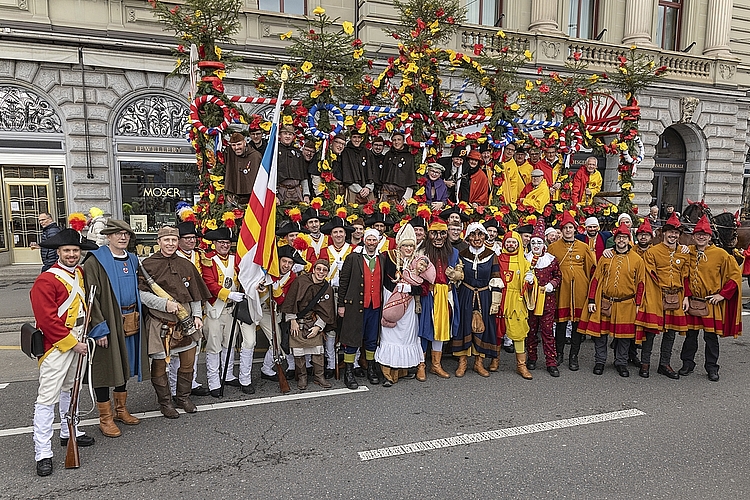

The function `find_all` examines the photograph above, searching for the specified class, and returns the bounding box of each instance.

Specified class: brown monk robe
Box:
[138,227,211,418]
[279,259,336,390]
[224,133,263,197]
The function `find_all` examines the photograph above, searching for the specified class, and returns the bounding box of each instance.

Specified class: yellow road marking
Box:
[0,346,20,350]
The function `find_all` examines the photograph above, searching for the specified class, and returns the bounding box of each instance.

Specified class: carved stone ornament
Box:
[680,97,700,123]
[541,40,560,59]
[719,63,736,79]
[115,95,189,138]
[0,86,62,133]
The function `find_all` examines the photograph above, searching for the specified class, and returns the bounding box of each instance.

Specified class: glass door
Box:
[5,181,51,264]
[651,172,684,217]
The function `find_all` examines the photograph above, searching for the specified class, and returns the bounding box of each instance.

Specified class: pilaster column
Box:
[622,0,653,46]
[703,0,732,57]
[528,0,559,33]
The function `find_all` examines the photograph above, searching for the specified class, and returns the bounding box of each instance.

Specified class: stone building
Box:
[0,0,748,265]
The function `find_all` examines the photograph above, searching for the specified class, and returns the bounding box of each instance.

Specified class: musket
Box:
[65,284,96,469]
[220,312,239,397]
[269,297,290,393]
[138,262,196,341]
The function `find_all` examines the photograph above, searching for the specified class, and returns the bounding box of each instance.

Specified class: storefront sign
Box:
[653,160,686,171]
[143,187,181,197]
[117,144,195,155]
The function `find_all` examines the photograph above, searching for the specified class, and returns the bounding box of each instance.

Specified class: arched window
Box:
[655,127,686,159]
[0,86,62,133]
[114,95,189,138]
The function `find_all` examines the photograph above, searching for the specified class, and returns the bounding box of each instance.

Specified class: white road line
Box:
[0,383,8,390]
[742,312,750,316]
[0,386,369,438]
[358,408,646,461]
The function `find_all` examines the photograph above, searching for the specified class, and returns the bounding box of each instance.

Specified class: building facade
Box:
[0,0,748,265]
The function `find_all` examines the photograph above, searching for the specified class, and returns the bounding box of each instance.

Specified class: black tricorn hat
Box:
[516,224,534,234]
[302,207,330,224]
[483,218,499,229]
[40,228,98,250]
[451,145,469,158]
[321,217,356,235]
[276,221,309,237]
[364,212,395,228]
[277,244,306,266]
[202,227,237,242]
[408,217,427,229]
[439,206,470,223]
[177,221,200,238]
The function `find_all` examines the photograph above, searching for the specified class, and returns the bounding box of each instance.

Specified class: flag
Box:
[237,83,284,324]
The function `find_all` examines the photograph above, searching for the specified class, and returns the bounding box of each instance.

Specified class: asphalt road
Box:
[1,267,749,499]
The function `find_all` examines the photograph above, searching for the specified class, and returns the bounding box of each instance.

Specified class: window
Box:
[568,0,599,39]
[258,0,306,15]
[466,0,502,27]
[656,0,682,51]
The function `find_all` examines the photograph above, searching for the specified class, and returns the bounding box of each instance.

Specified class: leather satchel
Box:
[21,323,45,359]
[600,298,612,317]
[232,298,254,325]
[122,309,140,337]
[662,291,680,311]
[687,297,709,317]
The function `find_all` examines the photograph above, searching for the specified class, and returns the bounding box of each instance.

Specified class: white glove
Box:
[524,272,535,284]
[495,280,505,290]
[544,283,554,293]
[227,291,245,302]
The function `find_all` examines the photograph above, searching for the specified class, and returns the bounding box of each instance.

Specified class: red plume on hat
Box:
[693,214,712,235]
[636,217,653,234]
[663,212,682,231]
[531,217,546,239]
[612,224,631,237]
[559,211,578,229]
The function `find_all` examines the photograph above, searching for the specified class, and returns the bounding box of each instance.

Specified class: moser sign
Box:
[142,187,181,197]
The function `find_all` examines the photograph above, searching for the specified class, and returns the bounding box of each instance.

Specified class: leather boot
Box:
[151,374,179,419]
[97,401,121,438]
[295,356,307,390]
[366,360,380,385]
[381,366,393,386]
[516,352,533,380]
[113,392,140,425]
[430,351,450,378]
[343,363,358,390]
[416,362,427,382]
[174,372,197,414]
[311,354,331,388]
[473,357,490,377]
[488,357,500,372]
[455,355,468,377]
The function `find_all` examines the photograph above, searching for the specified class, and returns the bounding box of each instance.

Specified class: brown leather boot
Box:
[174,371,197,413]
[455,355,468,377]
[473,357,490,377]
[113,391,140,425]
[97,401,121,438]
[516,352,533,380]
[430,351,450,378]
[488,357,500,372]
[151,374,179,419]
[416,362,427,382]
[295,357,308,390]
[311,354,332,388]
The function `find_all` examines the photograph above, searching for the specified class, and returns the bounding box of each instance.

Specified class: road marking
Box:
[0,346,20,350]
[742,312,750,316]
[0,384,8,390]
[0,386,369,438]
[358,408,646,461]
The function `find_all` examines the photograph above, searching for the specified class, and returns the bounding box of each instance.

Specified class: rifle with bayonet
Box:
[65,285,96,469]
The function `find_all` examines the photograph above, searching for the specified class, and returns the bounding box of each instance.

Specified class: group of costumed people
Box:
[27,123,742,477]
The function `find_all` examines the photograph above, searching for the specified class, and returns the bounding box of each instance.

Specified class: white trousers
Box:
[33,346,81,461]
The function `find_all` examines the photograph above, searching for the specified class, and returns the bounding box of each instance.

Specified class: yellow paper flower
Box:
[525,80,534,91]
[603,208,611,216]
[555,203,565,212]
[510,103,520,111]
[353,48,364,59]
[344,115,354,126]
[282,115,293,125]
[589,74,599,83]
[611,205,619,213]
[415,186,425,196]
[205,219,217,230]
[310,89,322,98]
[621,182,632,190]
[208,193,216,203]
[385,121,394,132]
[280,31,293,40]
[260,121,271,132]
[195,10,202,17]
[401,94,413,105]
[629,193,636,200]
[334,195,344,205]
[342,21,354,35]
[214,46,222,60]
[399,112,409,121]
[416,163,427,175]
[619,142,629,151]
[406,197,417,206]
[312,6,325,15]
[496,30,506,39]
[524,50,533,60]
[301,61,313,73]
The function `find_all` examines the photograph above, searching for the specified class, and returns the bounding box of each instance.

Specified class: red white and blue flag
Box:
[237,84,283,324]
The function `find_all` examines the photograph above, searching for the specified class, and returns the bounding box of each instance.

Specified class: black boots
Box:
[344,363,359,390]
[366,360,380,384]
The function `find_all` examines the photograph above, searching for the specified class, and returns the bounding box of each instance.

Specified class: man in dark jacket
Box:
[32,212,61,272]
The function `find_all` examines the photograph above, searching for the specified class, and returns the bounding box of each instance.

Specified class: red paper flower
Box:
[473,44,484,56]
[292,237,308,251]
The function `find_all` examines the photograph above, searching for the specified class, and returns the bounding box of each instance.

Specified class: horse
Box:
[651,200,743,254]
